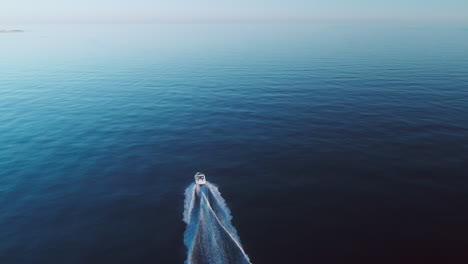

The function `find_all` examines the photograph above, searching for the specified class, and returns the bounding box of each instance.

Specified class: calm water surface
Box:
[1,23,468,263]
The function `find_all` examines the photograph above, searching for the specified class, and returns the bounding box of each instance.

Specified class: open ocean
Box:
[1,23,468,263]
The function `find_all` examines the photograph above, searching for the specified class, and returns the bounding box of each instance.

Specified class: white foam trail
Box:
[183,182,252,264]
[183,183,197,224]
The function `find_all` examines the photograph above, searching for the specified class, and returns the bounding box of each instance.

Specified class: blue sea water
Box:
[1,23,468,263]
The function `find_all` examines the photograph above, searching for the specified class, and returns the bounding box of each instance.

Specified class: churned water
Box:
[1,23,468,263]
[183,182,251,264]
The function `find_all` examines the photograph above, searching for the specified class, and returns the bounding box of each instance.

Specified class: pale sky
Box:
[1,0,467,23]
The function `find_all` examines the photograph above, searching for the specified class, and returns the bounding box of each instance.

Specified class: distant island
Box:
[0,30,23,33]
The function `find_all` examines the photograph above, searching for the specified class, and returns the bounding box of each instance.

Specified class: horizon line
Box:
[2,18,468,25]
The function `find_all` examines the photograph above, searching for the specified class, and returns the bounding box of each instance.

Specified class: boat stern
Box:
[194,172,206,185]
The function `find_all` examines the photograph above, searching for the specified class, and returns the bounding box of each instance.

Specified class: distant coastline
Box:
[0,30,23,33]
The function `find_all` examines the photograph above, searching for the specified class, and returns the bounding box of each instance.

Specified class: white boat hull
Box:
[194,172,206,185]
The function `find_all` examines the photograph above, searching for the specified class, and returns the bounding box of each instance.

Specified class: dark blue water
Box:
[1,23,468,263]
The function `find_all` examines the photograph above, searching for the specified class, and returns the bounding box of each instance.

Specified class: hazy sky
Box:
[1,0,467,23]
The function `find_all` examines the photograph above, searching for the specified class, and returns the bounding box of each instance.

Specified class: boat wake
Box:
[183,182,252,264]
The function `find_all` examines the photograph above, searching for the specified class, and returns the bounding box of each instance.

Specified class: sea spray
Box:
[183,182,252,264]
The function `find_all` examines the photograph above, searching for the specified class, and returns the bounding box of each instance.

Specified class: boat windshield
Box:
[197,176,204,180]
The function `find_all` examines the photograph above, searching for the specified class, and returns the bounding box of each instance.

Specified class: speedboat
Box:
[194,172,206,185]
